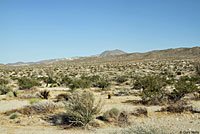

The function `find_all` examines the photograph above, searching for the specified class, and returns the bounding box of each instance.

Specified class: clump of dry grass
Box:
[159,100,192,113]
[130,107,148,117]
[64,90,103,127]
[102,108,130,127]
[4,101,58,116]
[56,92,71,102]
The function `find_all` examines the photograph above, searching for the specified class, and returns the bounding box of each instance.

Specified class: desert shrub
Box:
[30,101,57,114]
[0,78,8,85]
[190,75,200,84]
[9,113,18,119]
[0,85,12,95]
[117,111,130,127]
[116,76,128,84]
[29,98,41,105]
[12,101,58,116]
[89,75,101,83]
[102,108,129,126]
[195,62,200,75]
[159,100,192,113]
[64,90,103,126]
[61,76,72,86]
[130,107,148,117]
[18,77,41,90]
[97,79,110,89]
[137,76,168,105]
[6,91,15,97]
[69,79,92,91]
[111,126,169,134]
[103,108,120,121]
[39,89,50,99]
[4,101,56,116]
[40,76,56,87]
[56,92,71,102]
[169,79,198,102]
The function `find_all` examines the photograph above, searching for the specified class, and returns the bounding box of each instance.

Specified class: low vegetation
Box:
[64,90,103,126]
[18,77,41,90]
[111,126,169,134]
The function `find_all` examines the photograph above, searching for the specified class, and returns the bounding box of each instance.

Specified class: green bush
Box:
[97,79,110,89]
[65,90,103,126]
[0,78,8,85]
[195,62,200,76]
[9,113,18,119]
[69,79,92,91]
[169,79,198,102]
[0,85,12,95]
[116,76,128,84]
[18,77,41,90]
[61,76,72,86]
[137,76,168,105]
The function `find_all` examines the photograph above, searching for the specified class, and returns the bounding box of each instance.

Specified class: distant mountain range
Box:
[5,49,127,66]
[4,46,200,66]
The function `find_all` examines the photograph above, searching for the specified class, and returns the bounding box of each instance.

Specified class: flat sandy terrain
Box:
[0,92,199,134]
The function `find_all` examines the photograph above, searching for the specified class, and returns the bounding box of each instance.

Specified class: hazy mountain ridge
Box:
[5,47,200,66]
[99,49,127,57]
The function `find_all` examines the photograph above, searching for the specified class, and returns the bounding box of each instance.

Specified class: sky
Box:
[0,0,200,64]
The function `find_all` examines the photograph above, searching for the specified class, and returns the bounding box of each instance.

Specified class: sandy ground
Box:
[0,94,200,134]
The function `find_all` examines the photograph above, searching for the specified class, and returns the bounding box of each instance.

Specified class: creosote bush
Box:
[97,79,110,90]
[116,76,128,84]
[0,85,12,95]
[69,79,92,91]
[18,77,41,90]
[169,79,198,102]
[137,76,168,105]
[64,90,103,127]
[0,78,9,85]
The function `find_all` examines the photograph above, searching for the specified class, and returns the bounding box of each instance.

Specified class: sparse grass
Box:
[29,98,41,105]
[110,126,169,134]
[5,101,58,116]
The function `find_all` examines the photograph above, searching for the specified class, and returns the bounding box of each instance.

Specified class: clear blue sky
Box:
[0,0,200,64]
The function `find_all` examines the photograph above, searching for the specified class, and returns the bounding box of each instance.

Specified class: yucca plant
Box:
[40,89,50,99]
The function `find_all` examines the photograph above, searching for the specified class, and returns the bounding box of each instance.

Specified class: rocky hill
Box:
[99,49,127,57]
